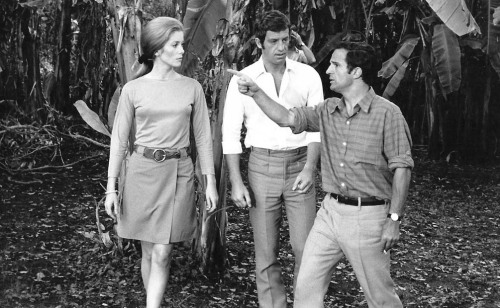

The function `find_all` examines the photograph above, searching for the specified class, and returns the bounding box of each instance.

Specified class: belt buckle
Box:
[152,149,167,162]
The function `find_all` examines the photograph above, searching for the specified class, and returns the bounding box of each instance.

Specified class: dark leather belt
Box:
[330,193,385,206]
[134,145,189,162]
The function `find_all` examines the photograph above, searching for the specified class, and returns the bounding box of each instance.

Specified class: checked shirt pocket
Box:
[353,137,382,166]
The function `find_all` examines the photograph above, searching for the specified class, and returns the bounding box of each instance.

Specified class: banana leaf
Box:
[378,36,419,79]
[487,0,500,54]
[74,100,111,137]
[312,31,346,69]
[494,6,500,25]
[490,53,500,80]
[489,1,500,78]
[180,0,227,76]
[382,60,410,99]
[432,24,461,97]
[426,0,481,36]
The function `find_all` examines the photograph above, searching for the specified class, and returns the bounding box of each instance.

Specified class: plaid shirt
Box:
[291,88,414,200]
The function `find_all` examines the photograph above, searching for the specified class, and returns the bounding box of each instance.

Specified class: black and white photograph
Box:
[1,0,499,307]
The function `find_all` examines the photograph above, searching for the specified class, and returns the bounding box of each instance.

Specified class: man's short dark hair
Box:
[333,41,381,86]
[255,10,290,48]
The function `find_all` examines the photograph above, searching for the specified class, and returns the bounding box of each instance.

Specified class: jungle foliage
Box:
[1,0,500,275]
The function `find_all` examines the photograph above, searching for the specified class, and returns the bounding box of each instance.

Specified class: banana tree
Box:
[379,0,498,159]
[179,0,228,273]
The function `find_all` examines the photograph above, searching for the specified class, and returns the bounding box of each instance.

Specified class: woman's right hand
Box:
[104,193,119,221]
[290,30,304,46]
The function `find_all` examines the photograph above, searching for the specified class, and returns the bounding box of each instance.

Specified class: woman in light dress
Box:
[104,17,218,308]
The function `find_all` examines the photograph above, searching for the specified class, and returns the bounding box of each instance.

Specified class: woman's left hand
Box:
[205,175,219,212]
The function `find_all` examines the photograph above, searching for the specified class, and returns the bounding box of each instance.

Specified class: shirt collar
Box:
[327,87,376,114]
[254,56,296,78]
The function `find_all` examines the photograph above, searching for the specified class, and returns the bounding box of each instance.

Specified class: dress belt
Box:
[134,145,189,162]
[250,146,307,155]
[330,193,385,206]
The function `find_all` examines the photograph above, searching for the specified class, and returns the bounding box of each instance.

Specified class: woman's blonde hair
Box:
[134,17,184,79]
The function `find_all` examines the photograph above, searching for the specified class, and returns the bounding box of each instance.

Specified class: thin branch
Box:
[360,0,368,23]
[13,153,103,173]
[0,124,39,134]
[0,162,14,175]
[7,176,43,184]
[366,0,376,41]
[204,205,237,221]
[66,131,110,148]
[15,145,57,159]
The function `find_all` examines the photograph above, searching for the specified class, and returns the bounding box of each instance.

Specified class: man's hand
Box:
[230,181,253,209]
[227,69,261,97]
[292,166,314,194]
[381,219,400,253]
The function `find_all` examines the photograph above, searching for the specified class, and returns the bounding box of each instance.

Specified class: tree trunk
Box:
[54,0,72,113]
[481,62,491,156]
[109,0,141,85]
[421,47,440,159]
[73,0,109,113]
[20,7,44,119]
[108,0,142,157]
[191,3,235,275]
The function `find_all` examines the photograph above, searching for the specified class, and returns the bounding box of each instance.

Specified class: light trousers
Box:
[294,194,403,308]
[248,147,317,308]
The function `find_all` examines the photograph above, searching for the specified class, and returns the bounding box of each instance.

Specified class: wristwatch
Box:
[387,213,402,222]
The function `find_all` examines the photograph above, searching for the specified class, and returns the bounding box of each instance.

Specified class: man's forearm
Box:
[252,90,295,127]
[227,69,296,127]
[225,154,244,185]
[304,142,321,170]
[390,167,411,215]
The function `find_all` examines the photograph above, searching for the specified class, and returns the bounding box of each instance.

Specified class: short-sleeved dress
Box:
[108,76,215,244]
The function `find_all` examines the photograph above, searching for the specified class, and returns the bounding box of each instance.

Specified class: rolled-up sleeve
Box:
[290,104,322,135]
[222,76,245,154]
[385,110,414,171]
[304,67,323,144]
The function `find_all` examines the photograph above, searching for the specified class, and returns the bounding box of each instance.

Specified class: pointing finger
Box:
[227,69,242,77]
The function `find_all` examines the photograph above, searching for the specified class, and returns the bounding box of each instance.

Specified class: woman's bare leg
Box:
[145,243,174,308]
[141,241,154,291]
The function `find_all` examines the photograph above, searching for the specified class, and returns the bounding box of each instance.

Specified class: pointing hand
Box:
[227,69,260,97]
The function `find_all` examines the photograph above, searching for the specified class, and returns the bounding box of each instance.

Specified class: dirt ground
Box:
[1,142,499,307]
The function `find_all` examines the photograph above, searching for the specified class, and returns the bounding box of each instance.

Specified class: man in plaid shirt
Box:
[229,41,414,308]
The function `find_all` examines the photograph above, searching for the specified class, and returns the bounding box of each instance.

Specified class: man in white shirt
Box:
[222,10,323,308]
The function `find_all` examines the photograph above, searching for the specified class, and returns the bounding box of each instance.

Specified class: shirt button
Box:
[340,163,344,167]
[342,142,347,146]
[346,121,350,125]
[341,182,346,187]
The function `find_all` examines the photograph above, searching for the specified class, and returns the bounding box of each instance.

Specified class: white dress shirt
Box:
[222,57,324,154]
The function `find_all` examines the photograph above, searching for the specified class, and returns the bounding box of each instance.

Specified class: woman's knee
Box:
[141,241,154,261]
[151,244,173,266]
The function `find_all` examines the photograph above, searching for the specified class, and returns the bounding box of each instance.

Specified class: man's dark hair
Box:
[333,41,381,86]
[255,10,290,48]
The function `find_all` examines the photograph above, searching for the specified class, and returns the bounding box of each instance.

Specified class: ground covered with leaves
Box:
[1,132,500,307]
